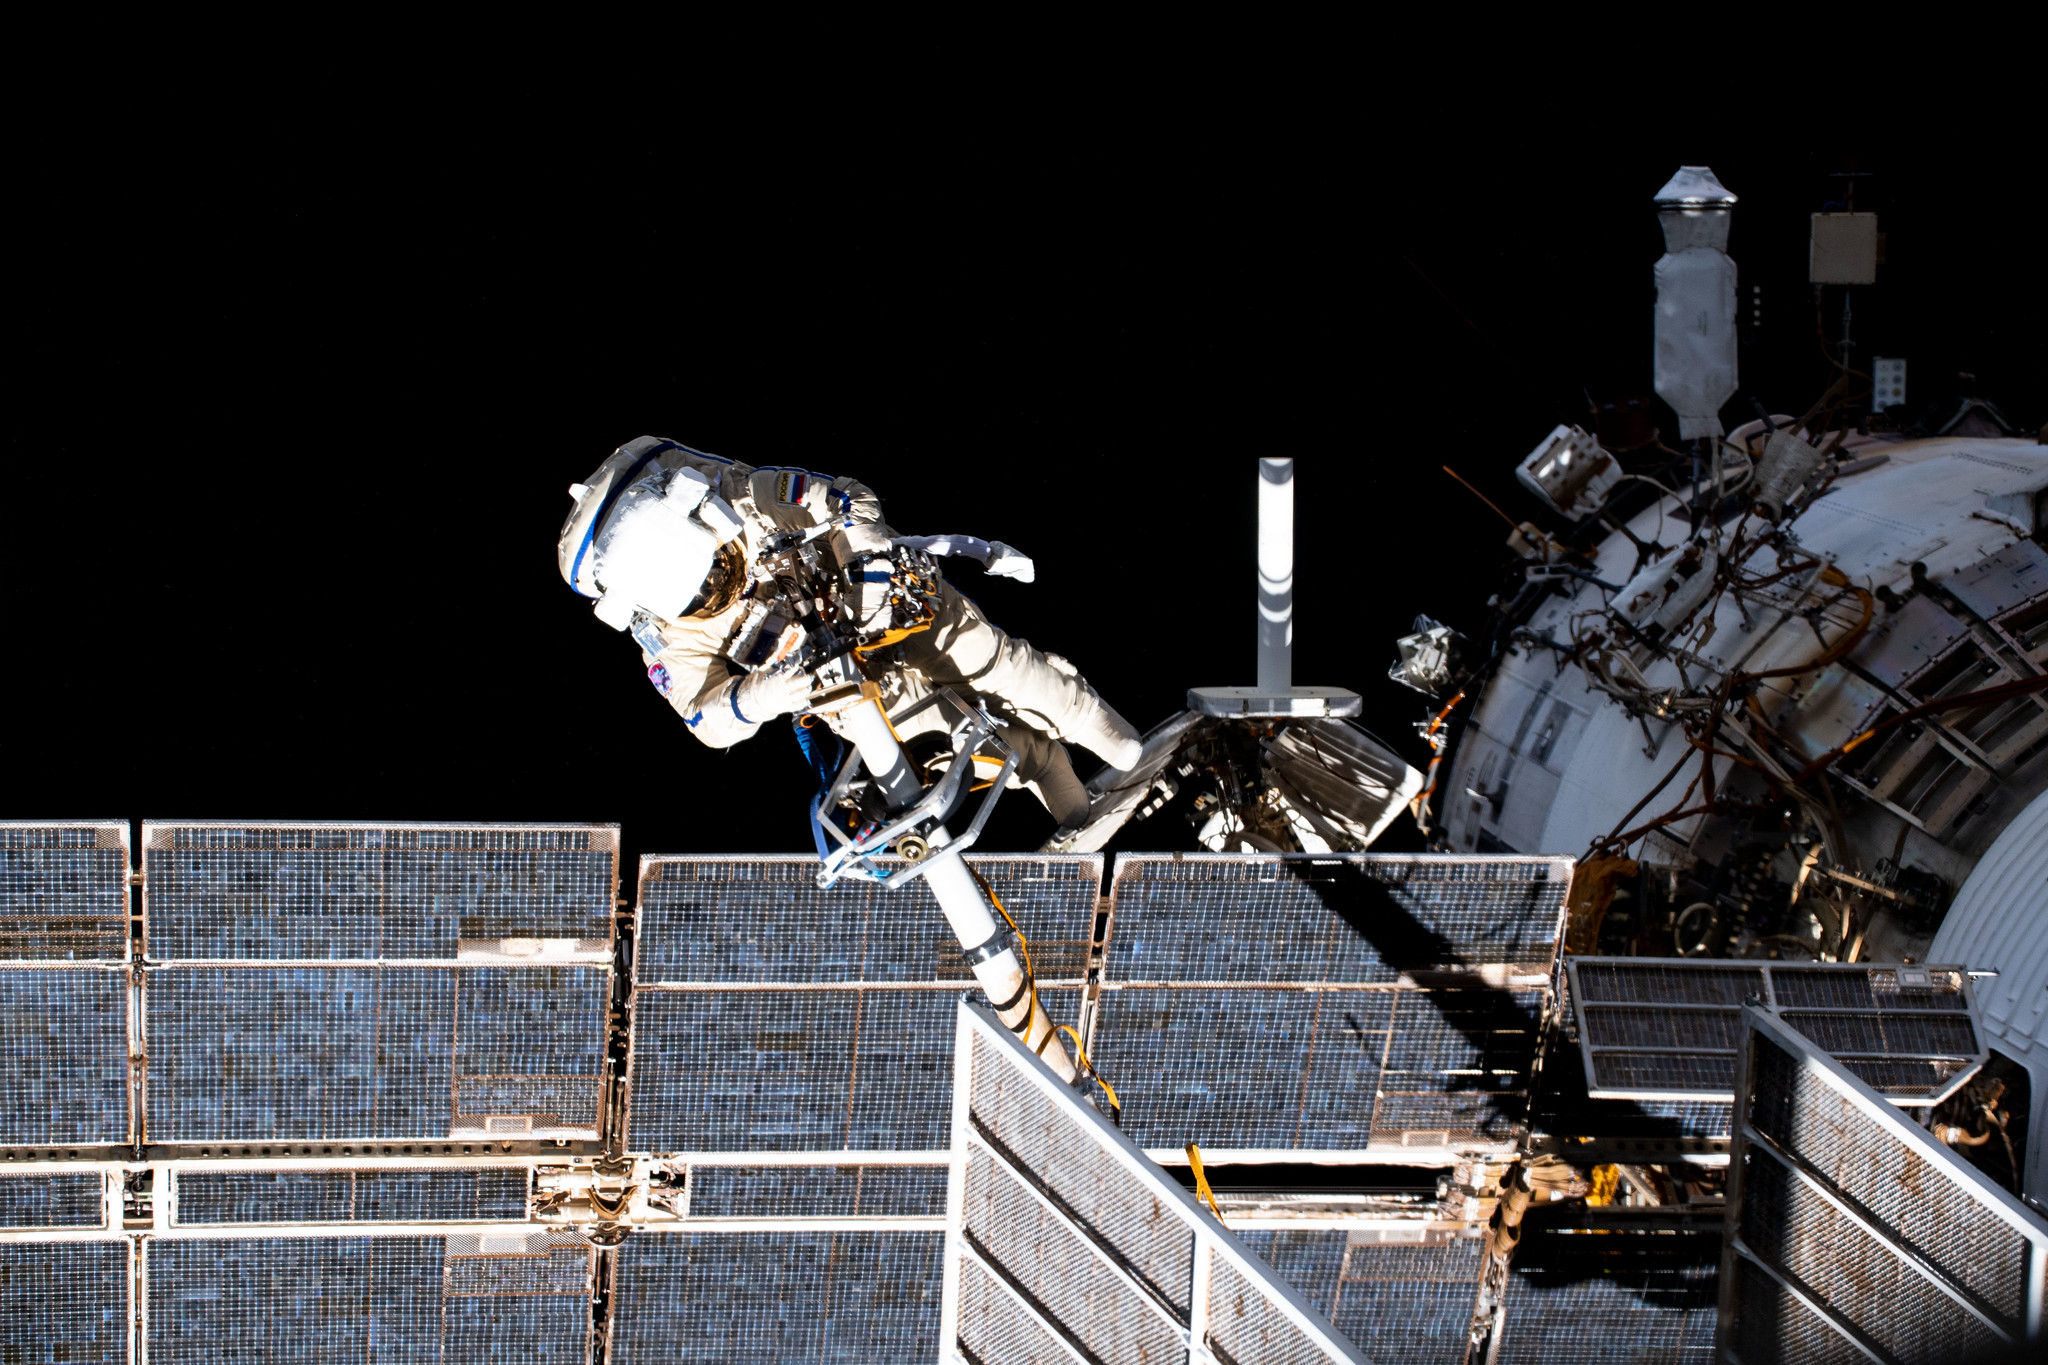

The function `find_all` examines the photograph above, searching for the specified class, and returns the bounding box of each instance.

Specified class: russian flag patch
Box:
[774,471,811,505]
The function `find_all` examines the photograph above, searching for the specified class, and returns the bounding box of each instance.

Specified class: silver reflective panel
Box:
[0,820,129,962]
[1570,958,1985,1106]
[944,998,1366,1364]
[1719,1006,2048,1362]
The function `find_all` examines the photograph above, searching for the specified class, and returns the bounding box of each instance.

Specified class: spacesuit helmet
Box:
[558,442,748,630]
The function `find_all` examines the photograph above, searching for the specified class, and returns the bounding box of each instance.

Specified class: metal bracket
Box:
[812,687,1019,890]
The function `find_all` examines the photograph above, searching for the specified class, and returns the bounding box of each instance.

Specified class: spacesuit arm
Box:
[891,534,1035,582]
[646,644,767,749]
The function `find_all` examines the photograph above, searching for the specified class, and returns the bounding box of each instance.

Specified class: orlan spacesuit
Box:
[557,436,1142,829]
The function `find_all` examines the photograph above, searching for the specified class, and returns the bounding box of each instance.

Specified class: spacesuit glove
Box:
[734,667,814,724]
[983,541,1035,583]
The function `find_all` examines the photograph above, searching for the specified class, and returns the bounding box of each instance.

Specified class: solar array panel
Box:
[144,963,609,1141]
[627,986,1078,1153]
[0,1241,129,1364]
[1104,854,1570,982]
[145,1232,592,1363]
[0,965,131,1146]
[946,998,1365,1364]
[1569,959,1984,1104]
[1493,1223,1720,1363]
[0,820,129,962]
[1720,1007,2047,1362]
[1083,856,1564,1154]
[684,1163,949,1219]
[1235,1230,1483,1365]
[635,853,1101,986]
[607,1229,943,1363]
[142,821,616,960]
[0,1170,104,1228]
[173,1166,531,1224]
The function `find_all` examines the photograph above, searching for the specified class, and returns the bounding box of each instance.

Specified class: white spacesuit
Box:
[556,436,1143,828]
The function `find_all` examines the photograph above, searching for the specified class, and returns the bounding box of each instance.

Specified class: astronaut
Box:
[557,436,1143,830]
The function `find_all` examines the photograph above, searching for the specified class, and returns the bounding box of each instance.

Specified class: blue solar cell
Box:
[147,966,452,1141]
[175,1168,529,1224]
[0,1171,103,1228]
[1493,1226,1719,1364]
[442,1293,592,1364]
[686,1164,948,1218]
[1232,1228,1351,1319]
[608,1230,942,1364]
[0,1241,128,1364]
[144,825,614,960]
[147,1236,449,1364]
[0,824,128,961]
[1088,985,1539,1148]
[635,855,1099,985]
[0,966,129,1145]
[1105,855,1566,983]
[146,965,608,1141]
[627,988,1075,1153]
[1332,1240,1486,1365]
[453,966,609,1126]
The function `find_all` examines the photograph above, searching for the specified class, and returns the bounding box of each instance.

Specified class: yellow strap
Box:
[1185,1143,1223,1219]
[1056,1025,1121,1116]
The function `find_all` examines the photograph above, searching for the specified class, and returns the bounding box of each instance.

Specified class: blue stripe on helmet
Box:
[568,441,676,596]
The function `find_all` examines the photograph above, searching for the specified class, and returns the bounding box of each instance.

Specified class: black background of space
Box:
[12,98,2041,874]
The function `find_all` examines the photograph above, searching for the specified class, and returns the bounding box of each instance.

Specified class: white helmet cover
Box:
[557,437,746,630]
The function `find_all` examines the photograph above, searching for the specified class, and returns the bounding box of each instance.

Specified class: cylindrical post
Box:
[1257,457,1294,694]
[834,694,1080,1082]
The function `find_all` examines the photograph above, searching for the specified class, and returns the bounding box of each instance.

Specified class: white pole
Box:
[1257,457,1294,694]
[833,695,1080,1082]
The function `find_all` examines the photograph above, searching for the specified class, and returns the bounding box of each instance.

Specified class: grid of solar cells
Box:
[0,1171,103,1228]
[1570,960,1982,1102]
[147,966,453,1140]
[0,823,128,961]
[0,1242,128,1364]
[442,1293,593,1365]
[686,1163,948,1218]
[627,988,1074,1153]
[1728,1019,2043,1351]
[146,964,609,1140]
[1332,1239,1486,1365]
[143,823,614,960]
[634,854,1100,985]
[1088,985,1539,1148]
[175,1167,530,1224]
[1,966,130,1145]
[1105,854,1567,983]
[1493,1225,1719,1363]
[453,965,609,1126]
[446,1246,589,1295]
[148,1236,448,1363]
[607,1230,943,1363]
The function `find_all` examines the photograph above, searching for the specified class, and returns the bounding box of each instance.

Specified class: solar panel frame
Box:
[140,820,618,963]
[944,997,1368,1364]
[0,820,130,964]
[1718,1005,2048,1361]
[0,962,134,1147]
[1568,958,1985,1107]
[142,962,610,1143]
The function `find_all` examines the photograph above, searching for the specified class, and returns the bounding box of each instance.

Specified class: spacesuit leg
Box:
[901,581,1143,770]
